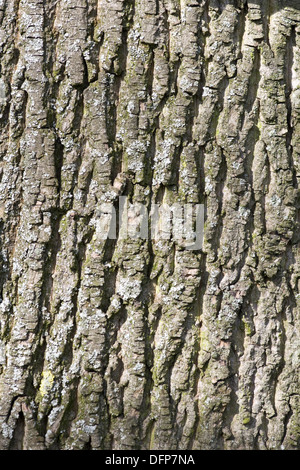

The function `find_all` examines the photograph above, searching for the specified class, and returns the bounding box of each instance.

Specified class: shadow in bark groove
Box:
[9,411,25,450]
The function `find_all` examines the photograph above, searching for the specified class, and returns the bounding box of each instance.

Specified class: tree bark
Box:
[0,0,299,450]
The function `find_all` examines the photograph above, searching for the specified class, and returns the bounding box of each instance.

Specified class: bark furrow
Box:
[0,0,299,450]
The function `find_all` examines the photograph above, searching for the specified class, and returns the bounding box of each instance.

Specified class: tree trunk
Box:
[0,0,299,450]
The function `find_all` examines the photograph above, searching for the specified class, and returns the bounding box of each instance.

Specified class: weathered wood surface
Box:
[0,0,299,450]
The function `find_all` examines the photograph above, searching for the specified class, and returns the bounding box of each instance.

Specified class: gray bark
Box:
[0,0,299,450]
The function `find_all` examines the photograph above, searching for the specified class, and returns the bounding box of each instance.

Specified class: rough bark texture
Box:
[0,0,299,451]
